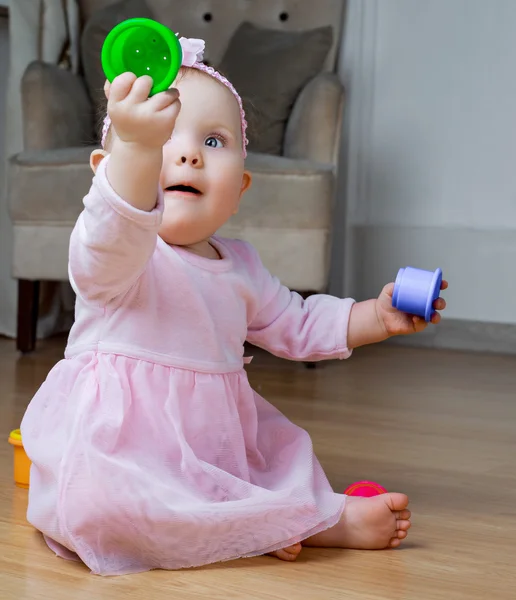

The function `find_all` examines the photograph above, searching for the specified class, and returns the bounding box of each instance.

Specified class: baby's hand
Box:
[375,280,448,337]
[105,73,180,149]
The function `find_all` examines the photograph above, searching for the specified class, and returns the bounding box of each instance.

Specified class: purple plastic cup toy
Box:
[392,266,443,322]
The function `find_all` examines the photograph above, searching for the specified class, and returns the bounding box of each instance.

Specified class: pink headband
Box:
[101,37,249,156]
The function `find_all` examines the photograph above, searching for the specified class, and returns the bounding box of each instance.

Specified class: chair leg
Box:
[17,279,40,353]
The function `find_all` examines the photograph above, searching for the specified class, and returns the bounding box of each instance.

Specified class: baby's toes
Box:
[389,528,409,548]
[397,519,411,532]
[395,509,411,520]
[269,543,302,562]
[286,543,302,557]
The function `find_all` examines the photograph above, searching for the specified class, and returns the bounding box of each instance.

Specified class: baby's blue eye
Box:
[205,136,224,148]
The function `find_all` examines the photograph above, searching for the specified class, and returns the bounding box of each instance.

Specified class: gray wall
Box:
[338,0,516,325]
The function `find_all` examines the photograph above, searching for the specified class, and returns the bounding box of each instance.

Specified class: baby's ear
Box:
[240,171,252,196]
[233,171,252,213]
[90,149,107,174]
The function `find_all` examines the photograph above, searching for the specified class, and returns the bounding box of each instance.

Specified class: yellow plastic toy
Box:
[8,429,31,489]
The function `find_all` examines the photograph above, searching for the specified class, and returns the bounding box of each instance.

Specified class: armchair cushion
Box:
[234,152,334,229]
[21,62,94,151]
[219,153,334,291]
[9,148,333,228]
[8,147,94,223]
[284,72,344,166]
[8,148,334,289]
[218,21,333,156]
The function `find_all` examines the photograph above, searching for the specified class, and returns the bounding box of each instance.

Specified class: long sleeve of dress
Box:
[68,157,163,306]
[245,243,355,362]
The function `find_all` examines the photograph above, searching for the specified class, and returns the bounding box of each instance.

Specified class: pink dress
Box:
[21,158,355,576]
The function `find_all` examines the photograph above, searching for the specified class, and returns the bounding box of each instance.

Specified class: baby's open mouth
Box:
[166,184,202,195]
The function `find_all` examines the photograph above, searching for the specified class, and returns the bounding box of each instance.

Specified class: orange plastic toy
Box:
[8,429,31,489]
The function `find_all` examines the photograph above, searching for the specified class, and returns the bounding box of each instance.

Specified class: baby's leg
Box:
[303,493,411,550]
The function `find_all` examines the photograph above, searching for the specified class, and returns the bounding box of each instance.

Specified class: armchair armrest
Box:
[21,61,94,151]
[283,72,344,167]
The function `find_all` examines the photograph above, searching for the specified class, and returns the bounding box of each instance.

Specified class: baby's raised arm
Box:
[105,74,180,211]
[69,74,180,306]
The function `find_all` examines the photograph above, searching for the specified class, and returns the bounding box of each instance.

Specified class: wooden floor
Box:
[1,335,515,600]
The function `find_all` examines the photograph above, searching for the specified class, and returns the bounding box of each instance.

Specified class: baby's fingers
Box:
[109,72,138,104]
[147,88,180,112]
[441,279,449,291]
[128,75,154,103]
[412,315,428,332]
[433,297,446,311]
[382,282,395,298]
[431,312,442,325]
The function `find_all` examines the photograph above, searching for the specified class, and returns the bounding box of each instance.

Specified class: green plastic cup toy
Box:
[101,18,182,96]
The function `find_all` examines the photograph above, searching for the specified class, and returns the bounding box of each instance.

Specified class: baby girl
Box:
[21,37,447,576]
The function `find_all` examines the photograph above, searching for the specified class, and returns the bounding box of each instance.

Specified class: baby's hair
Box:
[239,96,257,148]
[97,98,110,147]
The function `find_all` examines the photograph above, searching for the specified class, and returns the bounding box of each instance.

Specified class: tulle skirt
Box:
[21,352,345,575]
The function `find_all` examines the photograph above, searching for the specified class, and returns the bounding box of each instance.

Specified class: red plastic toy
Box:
[344,480,387,497]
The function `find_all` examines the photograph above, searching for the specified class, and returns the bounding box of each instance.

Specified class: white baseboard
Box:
[348,224,516,325]
[387,318,516,355]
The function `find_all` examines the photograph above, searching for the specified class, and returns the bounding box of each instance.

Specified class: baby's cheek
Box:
[210,167,238,196]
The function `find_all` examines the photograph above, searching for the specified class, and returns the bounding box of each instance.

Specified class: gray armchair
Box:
[8,0,346,352]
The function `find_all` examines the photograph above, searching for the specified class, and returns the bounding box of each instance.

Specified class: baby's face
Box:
[157,70,250,246]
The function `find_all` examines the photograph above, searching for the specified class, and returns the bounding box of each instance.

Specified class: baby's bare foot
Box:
[303,493,411,550]
[268,543,302,561]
